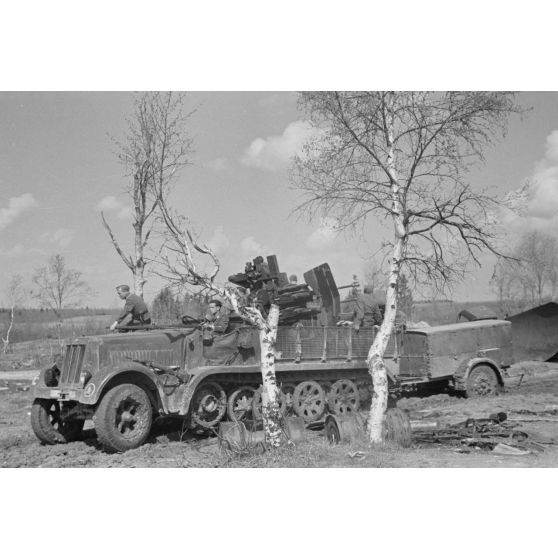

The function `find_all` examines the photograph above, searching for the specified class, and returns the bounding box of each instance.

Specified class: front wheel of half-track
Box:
[30,398,84,444]
[95,384,153,453]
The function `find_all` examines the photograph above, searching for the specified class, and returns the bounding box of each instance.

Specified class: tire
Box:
[465,365,499,398]
[30,398,84,445]
[95,384,153,453]
[382,408,412,448]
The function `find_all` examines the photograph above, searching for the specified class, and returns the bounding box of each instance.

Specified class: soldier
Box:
[110,285,151,331]
[205,299,230,335]
[352,285,383,332]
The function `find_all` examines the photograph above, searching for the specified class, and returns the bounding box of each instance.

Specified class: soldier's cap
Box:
[209,299,222,307]
[116,284,130,293]
[363,285,374,295]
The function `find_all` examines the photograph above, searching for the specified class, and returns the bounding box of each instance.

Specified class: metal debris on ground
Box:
[411,411,547,455]
[347,450,367,461]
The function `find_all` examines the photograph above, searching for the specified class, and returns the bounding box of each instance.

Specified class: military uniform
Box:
[207,309,229,334]
[116,293,151,326]
[352,294,382,330]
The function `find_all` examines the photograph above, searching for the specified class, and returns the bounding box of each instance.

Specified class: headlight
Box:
[44,365,60,387]
[79,370,92,387]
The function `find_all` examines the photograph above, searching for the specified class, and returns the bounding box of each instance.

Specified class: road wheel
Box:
[293,381,326,423]
[327,379,361,414]
[95,384,153,453]
[191,381,227,428]
[226,386,256,421]
[30,398,84,444]
[466,365,499,398]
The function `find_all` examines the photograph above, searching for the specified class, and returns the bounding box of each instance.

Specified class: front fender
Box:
[83,363,162,407]
[453,357,503,391]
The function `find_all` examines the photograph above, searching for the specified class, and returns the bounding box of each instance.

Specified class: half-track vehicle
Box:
[30,257,513,452]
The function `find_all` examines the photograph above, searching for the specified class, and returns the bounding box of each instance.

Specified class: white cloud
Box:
[207,226,230,255]
[97,195,122,212]
[40,228,74,249]
[503,130,558,236]
[0,244,25,257]
[305,218,339,251]
[0,193,38,231]
[240,236,272,258]
[241,120,319,171]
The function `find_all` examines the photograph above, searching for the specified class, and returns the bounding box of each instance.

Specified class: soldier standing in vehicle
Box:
[110,284,151,330]
[352,285,383,332]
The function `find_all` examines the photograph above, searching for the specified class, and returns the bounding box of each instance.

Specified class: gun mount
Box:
[30,255,512,453]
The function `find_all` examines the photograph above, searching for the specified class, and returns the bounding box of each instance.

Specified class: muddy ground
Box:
[1,361,558,467]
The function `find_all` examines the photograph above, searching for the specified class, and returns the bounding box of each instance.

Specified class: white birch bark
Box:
[2,305,15,354]
[258,304,282,448]
[133,222,145,298]
[367,95,407,443]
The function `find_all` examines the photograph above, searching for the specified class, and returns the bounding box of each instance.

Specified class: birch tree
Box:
[2,273,26,353]
[293,91,521,443]
[32,254,91,343]
[153,198,285,448]
[103,92,193,296]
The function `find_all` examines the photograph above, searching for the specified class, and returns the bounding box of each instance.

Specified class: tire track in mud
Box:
[2,363,558,467]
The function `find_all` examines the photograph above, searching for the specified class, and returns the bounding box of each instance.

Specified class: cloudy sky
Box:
[2,91,558,307]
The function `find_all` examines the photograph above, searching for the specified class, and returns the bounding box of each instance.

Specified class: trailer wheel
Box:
[466,365,499,398]
[30,399,84,444]
[95,384,153,453]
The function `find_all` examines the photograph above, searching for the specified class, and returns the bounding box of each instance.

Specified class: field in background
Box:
[0,308,115,344]
[0,309,116,370]
[0,299,534,371]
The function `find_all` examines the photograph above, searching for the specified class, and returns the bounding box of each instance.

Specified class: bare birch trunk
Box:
[258,304,282,448]
[133,264,145,298]
[366,231,405,442]
[367,94,406,443]
[2,305,15,354]
[133,217,145,297]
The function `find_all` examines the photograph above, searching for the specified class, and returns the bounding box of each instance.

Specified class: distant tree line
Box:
[491,229,558,316]
[150,287,211,323]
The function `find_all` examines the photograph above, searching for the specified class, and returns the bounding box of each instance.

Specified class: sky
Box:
[2,91,558,307]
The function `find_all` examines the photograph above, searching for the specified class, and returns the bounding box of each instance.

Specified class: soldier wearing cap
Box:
[110,285,151,331]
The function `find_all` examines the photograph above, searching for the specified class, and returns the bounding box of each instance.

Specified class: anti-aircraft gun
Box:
[228,254,340,326]
[29,254,512,453]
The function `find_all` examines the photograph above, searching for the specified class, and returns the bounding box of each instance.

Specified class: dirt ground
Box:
[1,361,558,468]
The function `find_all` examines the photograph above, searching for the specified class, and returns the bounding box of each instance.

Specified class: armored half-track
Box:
[30,257,513,453]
